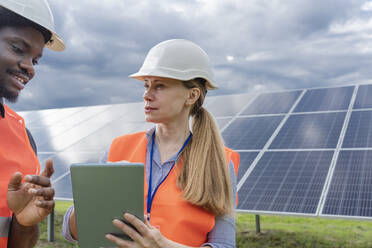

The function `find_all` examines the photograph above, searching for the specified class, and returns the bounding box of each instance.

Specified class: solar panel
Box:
[204,93,252,117]
[26,106,85,129]
[270,112,346,149]
[293,86,354,113]
[23,108,60,125]
[342,110,372,148]
[238,151,334,214]
[222,116,284,150]
[64,121,152,152]
[37,153,56,170]
[50,151,104,199]
[354,84,372,109]
[107,102,145,122]
[34,106,125,152]
[53,174,73,199]
[321,150,372,218]
[236,152,259,184]
[215,118,232,130]
[242,91,302,115]
[15,83,372,220]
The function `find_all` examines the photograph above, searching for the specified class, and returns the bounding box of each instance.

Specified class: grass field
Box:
[35,201,372,248]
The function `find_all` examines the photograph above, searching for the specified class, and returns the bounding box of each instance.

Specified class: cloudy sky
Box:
[10,0,372,111]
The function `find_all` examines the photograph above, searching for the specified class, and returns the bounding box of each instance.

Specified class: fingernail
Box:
[29,188,37,194]
[24,175,32,181]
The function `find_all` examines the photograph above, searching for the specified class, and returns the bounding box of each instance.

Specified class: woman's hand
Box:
[105,213,166,248]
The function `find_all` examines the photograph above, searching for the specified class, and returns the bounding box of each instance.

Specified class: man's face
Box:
[0,26,44,102]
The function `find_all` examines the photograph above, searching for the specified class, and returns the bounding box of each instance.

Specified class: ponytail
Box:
[177,79,233,216]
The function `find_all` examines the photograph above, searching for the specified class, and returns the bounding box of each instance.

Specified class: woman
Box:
[63,39,239,248]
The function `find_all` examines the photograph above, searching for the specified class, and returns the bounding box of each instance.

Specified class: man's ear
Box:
[186,88,201,106]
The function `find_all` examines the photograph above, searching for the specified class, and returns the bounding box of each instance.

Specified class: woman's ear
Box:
[186,88,201,106]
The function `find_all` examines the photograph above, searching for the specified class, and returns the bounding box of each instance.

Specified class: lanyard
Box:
[146,131,192,221]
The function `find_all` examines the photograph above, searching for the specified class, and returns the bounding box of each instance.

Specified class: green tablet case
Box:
[70,163,144,248]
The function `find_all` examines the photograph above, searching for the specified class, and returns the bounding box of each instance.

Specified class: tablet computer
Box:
[70,163,144,248]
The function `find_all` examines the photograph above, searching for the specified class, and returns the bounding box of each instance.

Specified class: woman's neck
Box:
[155,122,190,164]
[156,122,190,146]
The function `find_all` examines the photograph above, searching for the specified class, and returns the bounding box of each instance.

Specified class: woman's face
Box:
[142,76,191,124]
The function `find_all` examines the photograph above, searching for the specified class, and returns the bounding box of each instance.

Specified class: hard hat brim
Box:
[129,69,218,90]
[45,33,65,51]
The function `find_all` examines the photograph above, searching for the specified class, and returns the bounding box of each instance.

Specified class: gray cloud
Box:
[10,0,372,111]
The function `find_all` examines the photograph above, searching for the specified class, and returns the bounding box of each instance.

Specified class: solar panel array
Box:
[17,83,372,220]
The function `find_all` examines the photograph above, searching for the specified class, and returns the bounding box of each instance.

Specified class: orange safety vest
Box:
[0,104,40,247]
[108,131,239,246]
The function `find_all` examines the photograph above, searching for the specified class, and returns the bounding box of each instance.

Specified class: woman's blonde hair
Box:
[177,78,233,216]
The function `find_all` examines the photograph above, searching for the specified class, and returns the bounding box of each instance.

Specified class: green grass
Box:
[36,200,78,248]
[35,201,372,248]
[236,214,372,248]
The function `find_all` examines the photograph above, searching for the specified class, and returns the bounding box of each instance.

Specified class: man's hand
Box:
[7,159,55,226]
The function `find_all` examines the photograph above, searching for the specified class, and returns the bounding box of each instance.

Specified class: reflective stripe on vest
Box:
[107,131,240,246]
[0,105,40,247]
[0,217,11,238]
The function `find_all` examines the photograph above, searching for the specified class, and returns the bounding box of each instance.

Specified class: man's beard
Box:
[0,85,18,103]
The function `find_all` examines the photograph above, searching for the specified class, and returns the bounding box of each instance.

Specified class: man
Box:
[0,0,65,247]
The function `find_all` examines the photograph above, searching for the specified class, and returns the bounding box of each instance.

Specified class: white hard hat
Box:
[130,39,217,90]
[0,0,65,51]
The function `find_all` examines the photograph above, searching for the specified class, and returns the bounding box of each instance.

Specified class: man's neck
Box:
[0,97,5,118]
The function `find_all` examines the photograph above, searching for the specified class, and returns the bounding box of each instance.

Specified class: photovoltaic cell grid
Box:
[233,84,372,219]
[342,110,372,148]
[321,150,372,217]
[354,84,372,109]
[17,83,372,220]
[236,152,259,183]
[270,112,346,149]
[238,151,334,214]
[222,116,284,150]
[204,93,253,117]
[242,90,302,115]
[293,86,353,113]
